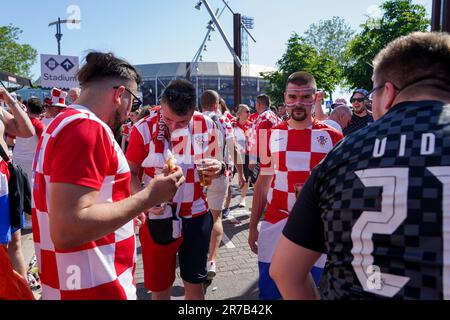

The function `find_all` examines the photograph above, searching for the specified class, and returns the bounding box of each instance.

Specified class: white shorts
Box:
[206,175,230,211]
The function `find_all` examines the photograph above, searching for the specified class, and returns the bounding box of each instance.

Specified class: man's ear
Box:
[113,86,126,105]
[383,82,397,112]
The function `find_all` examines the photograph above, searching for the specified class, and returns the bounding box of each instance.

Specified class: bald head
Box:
[330,105,352,130]
[201,90,220,112]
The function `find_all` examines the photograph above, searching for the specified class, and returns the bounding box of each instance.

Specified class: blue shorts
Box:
[258,262,324,300]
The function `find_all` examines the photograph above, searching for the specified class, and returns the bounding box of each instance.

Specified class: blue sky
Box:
[1,0,432,82]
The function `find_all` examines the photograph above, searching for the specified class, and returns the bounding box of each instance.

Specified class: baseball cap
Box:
[331,98,347,109]
[352,89,369,98]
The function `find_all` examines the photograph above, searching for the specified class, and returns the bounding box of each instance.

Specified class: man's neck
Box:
[203,107,219,114]
[288,117,313,130]
[354,109,368,117]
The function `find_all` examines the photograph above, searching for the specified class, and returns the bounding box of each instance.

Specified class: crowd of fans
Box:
[1,31,449,301]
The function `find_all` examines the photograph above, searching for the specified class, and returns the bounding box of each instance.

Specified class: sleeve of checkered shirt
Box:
[49,119,111,190]
[125,125,147,165]
[282,165,326,253]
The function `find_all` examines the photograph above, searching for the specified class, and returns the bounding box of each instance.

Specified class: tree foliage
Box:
[262,33,341,104]
[304,16,354,65]
[344,0,429,90]
[0,25,37,78]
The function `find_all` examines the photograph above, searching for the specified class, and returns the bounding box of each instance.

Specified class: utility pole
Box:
[432,0,450,32]
[233,13,242,108]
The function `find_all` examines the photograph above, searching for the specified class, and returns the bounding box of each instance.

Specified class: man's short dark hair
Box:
[201,90,219,110]
[161,79,197,116]
[256,94,271,107]
[373,32,450,95]
[77,52,142,87]
[286,71,317,90]
[27,97,43,115]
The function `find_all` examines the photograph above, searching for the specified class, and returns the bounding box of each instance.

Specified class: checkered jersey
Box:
[121,122,132,142]
[248,112,259,123]
[203,111,236,176]
[248,109,281,162]
[284,101,450,300]
[126,106,219,218]
[224,111,236,125]
[262,120,342,224]
[32,105,136,300]
[343,112,374,136]
[233,120,252,155]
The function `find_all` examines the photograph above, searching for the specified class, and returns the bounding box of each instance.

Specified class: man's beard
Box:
[290,106,308,122]
[354,105,366,115]
[111,110,124,137]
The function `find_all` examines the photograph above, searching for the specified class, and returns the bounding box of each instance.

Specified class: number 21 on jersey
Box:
[351,167,450,298]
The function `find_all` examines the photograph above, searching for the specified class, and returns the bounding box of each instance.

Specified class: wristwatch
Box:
[219,161,227,175]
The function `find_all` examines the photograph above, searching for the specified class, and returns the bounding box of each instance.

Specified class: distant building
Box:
[135,62,276,109]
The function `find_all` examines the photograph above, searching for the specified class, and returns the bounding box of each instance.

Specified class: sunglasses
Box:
[350,97,365,103]
[113,86,143,110]
[164,89,196,104]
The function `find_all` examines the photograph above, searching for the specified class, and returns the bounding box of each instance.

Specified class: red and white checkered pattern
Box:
[248,109,281,162]
[31,105,136,300]
[248,112,259,124]
[204,111,236,176]
[121,122,133,142]
[126,106,219,218]
[261,120,343,224]
[223,110,236,125]
[50,88,68,108]
[233,120,252,154]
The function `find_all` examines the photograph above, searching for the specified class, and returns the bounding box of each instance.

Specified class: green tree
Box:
[344,0,429,90]
[0,25,38,78]
[304,16,354,65]
[262,33,341,104]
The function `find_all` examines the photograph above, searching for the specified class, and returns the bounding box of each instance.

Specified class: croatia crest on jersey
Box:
[317,135,329,148]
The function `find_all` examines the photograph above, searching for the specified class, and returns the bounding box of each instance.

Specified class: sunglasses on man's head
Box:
[350,97,365,103]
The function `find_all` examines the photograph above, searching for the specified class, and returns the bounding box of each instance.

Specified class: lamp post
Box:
[48,18,81,55]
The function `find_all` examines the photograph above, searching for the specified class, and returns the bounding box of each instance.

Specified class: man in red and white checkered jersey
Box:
[248,71,343,300]
[120,109,139,152]
[200,90,245,282]
[126,80,226,300]
[31,52,184,300]
[247,94,281,182]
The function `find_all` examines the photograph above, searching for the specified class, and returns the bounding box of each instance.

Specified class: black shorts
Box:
[179,212,213,284]
[234,154,250,182]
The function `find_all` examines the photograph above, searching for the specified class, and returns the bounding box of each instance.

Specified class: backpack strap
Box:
[0,144,9,163]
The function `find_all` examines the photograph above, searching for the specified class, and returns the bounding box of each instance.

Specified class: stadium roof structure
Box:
[135,62,276,79]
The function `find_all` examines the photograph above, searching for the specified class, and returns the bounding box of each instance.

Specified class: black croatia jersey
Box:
[284,101,450,300]
[343,112,374,136]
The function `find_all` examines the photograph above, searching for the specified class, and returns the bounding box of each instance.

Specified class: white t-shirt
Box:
[323,119,343,133]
